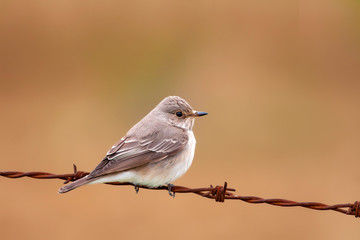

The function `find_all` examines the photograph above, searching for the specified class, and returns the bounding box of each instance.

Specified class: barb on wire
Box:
[1,165,359,219]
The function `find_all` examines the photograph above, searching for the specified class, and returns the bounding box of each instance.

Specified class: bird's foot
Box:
[134,185,140,194]
[167,184,175,198]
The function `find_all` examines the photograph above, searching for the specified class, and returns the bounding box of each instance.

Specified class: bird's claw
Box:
[134,185,139,194]
[167,184,175,198]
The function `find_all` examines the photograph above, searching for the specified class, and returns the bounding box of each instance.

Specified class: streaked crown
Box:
[152,96,207,130]
[157,96,194,115]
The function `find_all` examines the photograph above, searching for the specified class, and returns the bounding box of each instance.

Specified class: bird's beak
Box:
[192,111,208,117]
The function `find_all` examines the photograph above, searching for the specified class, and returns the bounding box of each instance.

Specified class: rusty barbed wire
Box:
[1,164,359,219]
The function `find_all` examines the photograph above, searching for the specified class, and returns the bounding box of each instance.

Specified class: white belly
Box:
[91,131,197,187]
[163,131,196,183]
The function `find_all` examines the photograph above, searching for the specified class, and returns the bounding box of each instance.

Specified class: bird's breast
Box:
[133,131,196,187]
[182,130,196,173]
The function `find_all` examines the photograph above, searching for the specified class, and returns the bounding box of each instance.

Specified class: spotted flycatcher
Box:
[59,96,207,195]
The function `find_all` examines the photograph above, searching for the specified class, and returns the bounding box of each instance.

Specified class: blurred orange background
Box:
[1,1,360,239]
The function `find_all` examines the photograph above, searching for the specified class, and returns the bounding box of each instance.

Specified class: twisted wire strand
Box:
[1,165,359,218]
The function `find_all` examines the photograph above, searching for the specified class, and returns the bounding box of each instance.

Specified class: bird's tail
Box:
[58,176,93,194]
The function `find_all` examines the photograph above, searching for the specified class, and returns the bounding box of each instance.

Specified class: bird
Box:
[58,96,207,196]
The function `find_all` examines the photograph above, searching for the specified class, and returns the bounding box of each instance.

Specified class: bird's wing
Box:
[88,128,189,179]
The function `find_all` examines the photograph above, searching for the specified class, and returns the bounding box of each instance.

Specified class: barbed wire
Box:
[1,164,359,219]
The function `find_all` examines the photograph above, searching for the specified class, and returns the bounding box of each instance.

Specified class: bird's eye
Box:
[176,111,183,117]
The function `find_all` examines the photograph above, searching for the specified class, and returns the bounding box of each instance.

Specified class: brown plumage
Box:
[59,96,207,193]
